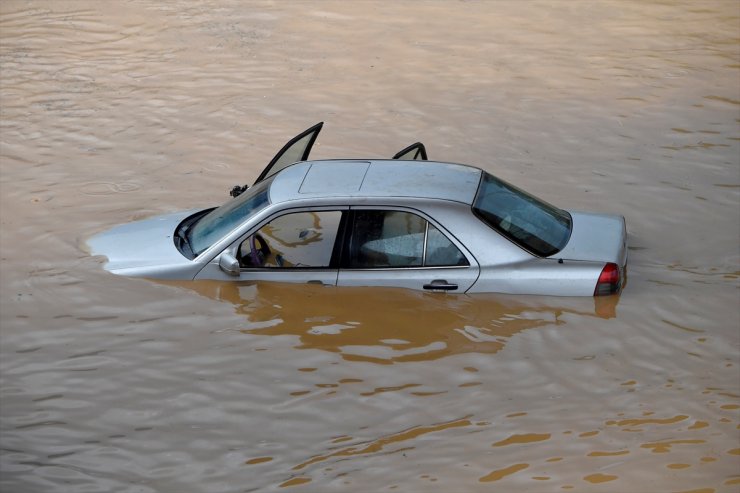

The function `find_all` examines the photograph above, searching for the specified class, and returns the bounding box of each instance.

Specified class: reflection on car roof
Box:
[270,160,482,205]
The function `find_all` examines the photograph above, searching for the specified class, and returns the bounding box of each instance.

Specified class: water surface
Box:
[1,1,738,491]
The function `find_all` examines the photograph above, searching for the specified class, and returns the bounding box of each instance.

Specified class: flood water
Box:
[1,1,739,491]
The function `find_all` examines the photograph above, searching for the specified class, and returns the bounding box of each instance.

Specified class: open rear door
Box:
[392,142,427,160]
[254,122,323,184]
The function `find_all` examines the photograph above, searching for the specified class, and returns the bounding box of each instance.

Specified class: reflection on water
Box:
[174,280,618,363]
[292,415,473,472]
[479,463,530,482]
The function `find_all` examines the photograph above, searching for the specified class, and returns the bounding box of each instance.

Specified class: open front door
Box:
[392,142,427,160]
[254,122,323,184]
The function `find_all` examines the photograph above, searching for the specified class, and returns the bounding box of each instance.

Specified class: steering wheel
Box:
[248,233,271,267]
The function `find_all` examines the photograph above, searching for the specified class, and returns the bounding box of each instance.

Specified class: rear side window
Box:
[346,210,468,268]
[473,172,571,257]
[426,224,467,266]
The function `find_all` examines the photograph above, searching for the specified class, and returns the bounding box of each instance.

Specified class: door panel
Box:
[238,209,342,285]
[337,266,478,292]
[254,122,323,184]
[337,208,479,292]
[195,207,344,286]
[239,269,338,286]
[196,259,338,285]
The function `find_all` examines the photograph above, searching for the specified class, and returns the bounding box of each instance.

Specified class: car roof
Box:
[268,159,483,205]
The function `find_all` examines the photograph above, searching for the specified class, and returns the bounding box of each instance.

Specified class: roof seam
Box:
[358,161,372,191]
[296,162,313,193]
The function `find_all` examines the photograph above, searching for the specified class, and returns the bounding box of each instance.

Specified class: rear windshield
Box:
[188,179,271,256]
[472,172,571,257]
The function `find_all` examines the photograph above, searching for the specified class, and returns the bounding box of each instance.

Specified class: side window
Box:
[349,211,425,267]
[239,211,342,268]
[425,224,468,266]
[347,210,468,268]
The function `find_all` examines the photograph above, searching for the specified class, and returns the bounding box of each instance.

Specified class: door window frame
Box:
[254,122,324,185]
[339,206,475,270]
[392,142,428,161]
[220,206,349,271]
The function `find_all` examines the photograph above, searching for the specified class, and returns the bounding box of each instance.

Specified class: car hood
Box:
[87,209,199,272]
[554,211,627,265]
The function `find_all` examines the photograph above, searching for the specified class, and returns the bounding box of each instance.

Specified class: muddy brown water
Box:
[1,1,738,492]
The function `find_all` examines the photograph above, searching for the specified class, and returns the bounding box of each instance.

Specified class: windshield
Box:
[188,179,271,256]
[472,172,571,257]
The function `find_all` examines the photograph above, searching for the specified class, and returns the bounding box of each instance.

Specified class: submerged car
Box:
[88,123,627,296]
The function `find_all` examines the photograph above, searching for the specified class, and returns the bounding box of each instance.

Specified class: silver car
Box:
[88,123,627,296]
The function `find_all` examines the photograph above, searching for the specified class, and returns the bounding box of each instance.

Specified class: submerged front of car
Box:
[87,209,202,279]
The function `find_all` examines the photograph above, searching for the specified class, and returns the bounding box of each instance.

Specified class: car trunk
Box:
[553,211,627,266]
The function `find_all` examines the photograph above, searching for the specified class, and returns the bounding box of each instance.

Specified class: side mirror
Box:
[218,252,241,276]
[230,184,249,198]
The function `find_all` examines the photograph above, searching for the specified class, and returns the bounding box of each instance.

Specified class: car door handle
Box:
[423,279,458,291]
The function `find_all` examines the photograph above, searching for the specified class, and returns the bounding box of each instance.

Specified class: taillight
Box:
[594,262,621,296]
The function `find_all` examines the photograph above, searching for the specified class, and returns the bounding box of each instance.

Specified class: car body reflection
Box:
[169,281,620,363]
